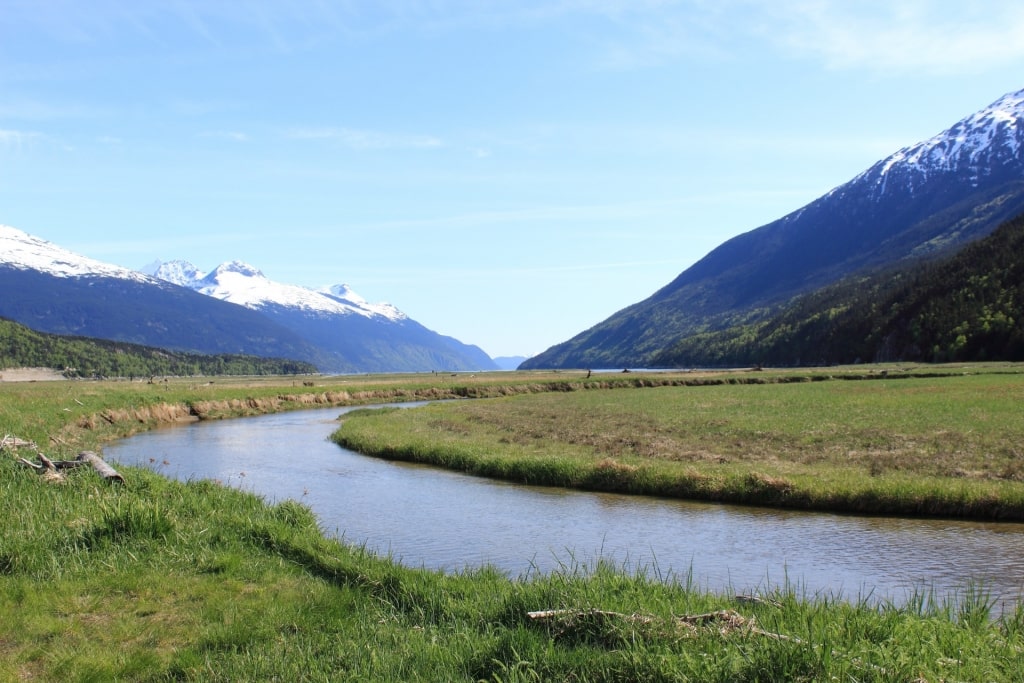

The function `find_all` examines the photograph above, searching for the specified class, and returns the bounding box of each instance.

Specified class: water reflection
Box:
[104,405,1024,609]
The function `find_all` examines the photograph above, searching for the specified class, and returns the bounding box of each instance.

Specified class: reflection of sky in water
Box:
[105,406,1024,608]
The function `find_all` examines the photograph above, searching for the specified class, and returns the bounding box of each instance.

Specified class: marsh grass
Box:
[4,366,1024,680]
[333,369,1024,518]
[3,451,1023,681]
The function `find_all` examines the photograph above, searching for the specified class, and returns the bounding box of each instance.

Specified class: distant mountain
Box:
[144,260,497,373]
[0,225,328,365]
[0,226,497,373]
[522,87,1024,369]
[492,355,529,370]
[652,211,1024,366]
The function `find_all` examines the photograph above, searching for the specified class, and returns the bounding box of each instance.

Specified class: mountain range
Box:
[0,226,496,374]
[144,259,496,373]
[522,87,1024,369]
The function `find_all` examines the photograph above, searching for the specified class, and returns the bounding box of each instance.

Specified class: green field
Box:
[333,365,1024,519]
[3,367,1024,681]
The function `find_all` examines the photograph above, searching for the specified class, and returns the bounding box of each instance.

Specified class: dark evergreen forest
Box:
[653,212,1024,367]
[0,318,317,378]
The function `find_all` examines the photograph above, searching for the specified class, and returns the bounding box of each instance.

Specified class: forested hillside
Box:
[523,88,1024,370]
[0,318,317,378]
[653,212,1024,367]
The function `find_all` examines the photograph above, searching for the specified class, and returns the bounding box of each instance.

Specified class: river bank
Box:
[3,366,1024,680]
[332,367,1024,520]
[4,364,1023,518]
[104,404,1024,614]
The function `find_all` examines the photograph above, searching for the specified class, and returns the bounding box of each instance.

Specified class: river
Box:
[103,404,1024,610]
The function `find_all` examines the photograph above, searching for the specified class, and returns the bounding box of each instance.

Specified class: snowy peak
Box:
[319,283,406,321]
[204,260,264,281]
[323,283,356,300]
[145,259,205,287]
[1,224,155,284]
[856,87,1024,198]
[147,258,405,321]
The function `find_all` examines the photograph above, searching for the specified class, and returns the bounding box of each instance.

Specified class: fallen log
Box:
[76,450,125,484]
[17,452,67,483]
[734,594,783,608]
[527,608,654,625]
[17,457,44,471]
[527,607,797,642]
[2,434,38,450]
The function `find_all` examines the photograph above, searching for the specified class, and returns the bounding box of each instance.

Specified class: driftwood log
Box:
[75,451,125,483]
[1,434,37,450]
[15,447,124,484]
[526,607,798,642]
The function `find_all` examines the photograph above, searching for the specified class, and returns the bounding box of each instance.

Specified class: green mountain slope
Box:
[522,88,1024,369]
[0,318,317,377]
[651,212,1024,367]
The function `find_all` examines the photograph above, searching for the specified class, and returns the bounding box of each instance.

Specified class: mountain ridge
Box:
[1,226,496,373]
[145,258,496,373]
[651,210,1024,367]
[144,259,406,322]
[521,86,1024,369]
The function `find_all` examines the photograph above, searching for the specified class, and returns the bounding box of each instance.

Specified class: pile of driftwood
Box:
[527,602,796,642]
[526,600,889,676]
[3,434,124,484]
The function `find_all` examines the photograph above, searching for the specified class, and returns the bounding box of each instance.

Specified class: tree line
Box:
[653,211,1024,368]
[0,318,317,378]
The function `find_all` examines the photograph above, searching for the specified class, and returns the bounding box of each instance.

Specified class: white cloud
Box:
[0,129,42,148]
[200,130,249,142]
[0,99,112,121]
[760,0,1024,73]
[286,126,443,149]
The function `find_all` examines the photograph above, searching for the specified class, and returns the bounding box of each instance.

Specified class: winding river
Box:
[103,404,1024,609]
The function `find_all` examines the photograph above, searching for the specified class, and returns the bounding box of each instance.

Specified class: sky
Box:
[3,2,1024,360]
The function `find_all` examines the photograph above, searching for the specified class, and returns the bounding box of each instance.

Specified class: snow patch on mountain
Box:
[142,259,203,288]
[319,283,405,320]
[146,259,406,321]
[854,88,1024,198]
[1,225,155,284]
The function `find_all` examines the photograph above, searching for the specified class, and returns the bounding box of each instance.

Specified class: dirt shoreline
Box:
[0,367,67,382]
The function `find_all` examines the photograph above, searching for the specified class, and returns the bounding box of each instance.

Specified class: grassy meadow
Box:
[333,365,1024,519]
[2,365,1024,681]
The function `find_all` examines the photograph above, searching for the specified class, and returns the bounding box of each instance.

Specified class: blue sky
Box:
[3,1,1024,359]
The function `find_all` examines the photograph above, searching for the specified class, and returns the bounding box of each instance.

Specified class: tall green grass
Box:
[4,367,1024,680]
[3,454,1024,681]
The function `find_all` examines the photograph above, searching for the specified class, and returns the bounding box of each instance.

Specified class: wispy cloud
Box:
[286,126,443,150]
[0,129,42,148]
[15,1,1024,75]
[507,0,1024,74]
[758,0,1024,73]
[310,193,797,235]
[200,130,249,142]
[0,99,112,121]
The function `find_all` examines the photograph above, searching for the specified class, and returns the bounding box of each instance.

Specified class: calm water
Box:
[103,405,1024,608]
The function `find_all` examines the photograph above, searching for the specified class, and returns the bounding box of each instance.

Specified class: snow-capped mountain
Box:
[1,225,154,284]
[0,226,496,373]
[855,89,1024,198]
[0,225,325,364]
[143,258,496,373]
[524,86,1024,369]
[144,260,405,322]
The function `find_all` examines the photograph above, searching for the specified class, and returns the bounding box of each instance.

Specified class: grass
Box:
[332,365,1024,519]
[3,455,1024,681]
[2,365,1024,680]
